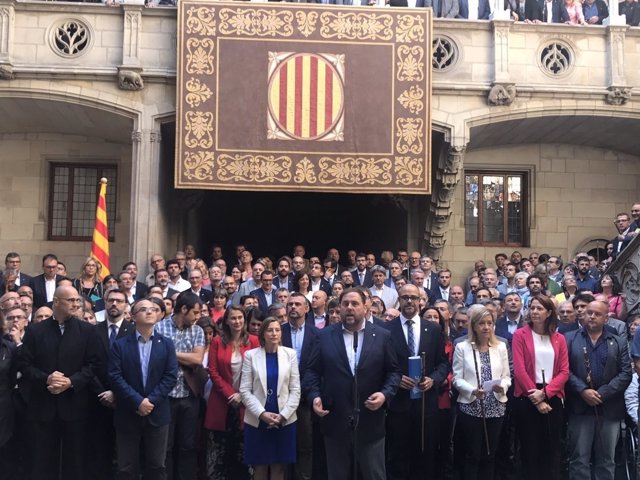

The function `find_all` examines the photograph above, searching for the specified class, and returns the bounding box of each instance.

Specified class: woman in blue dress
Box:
[240,316,300,480]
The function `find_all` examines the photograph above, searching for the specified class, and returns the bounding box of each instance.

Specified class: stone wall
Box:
[443,143,640,283]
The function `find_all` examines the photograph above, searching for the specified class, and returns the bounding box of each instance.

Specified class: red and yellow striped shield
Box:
[268,53,344,141]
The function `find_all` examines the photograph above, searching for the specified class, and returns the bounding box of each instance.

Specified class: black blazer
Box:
[352,269,373,288]
[311,279,332,297]
[29,274,63,310]
[273,274,295,292]
[282,321,320,379]
[19,316,102,422]
[494,315,524,345]
[384,317,449,414]
[565,329,631,420]
[251,288,277,316]
[133,281,149,301]
[94,320,135,390]
[0,272,32,293]
[525,0,569,22]
[191,288,212,306]
[304,322,401,442]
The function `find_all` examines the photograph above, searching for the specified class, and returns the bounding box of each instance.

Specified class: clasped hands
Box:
[137,398,154,416]
[400,374,434,392]
[312,392,386,417]
[260,411,284,429]
[46,371,72,395]
[527,388,553,414]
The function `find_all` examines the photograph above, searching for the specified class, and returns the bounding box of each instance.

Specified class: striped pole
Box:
[91,178,110,279]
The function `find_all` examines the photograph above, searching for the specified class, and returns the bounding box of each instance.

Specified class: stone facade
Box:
[0,1,639,283]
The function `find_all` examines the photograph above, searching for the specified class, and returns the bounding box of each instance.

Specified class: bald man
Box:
[19,285,102,480]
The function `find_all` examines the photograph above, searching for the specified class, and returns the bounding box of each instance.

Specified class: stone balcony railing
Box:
[0,1,636,101]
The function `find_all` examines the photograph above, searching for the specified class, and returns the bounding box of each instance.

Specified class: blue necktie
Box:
[109,324,117,346]
[406,319,415,356]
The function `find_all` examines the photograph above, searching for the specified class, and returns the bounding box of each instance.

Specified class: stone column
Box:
[605,25,631,105]
[488,20,516,106]
[0,2,14,78]
[129,123,162,270]
[424,143,466,262]
[119,5,144,91]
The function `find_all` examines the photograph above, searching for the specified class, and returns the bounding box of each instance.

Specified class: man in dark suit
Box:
[29,253,62,310]
[251,270,277,316]
[187,268,212,306]
[457,0,491,18]
[109,298,178,480]
[273,256,295,292]
[282,292,320,480]
[123,262,150,301]
[305,289,401,480]
[19,284,102,480]
[88,288,135,480]
[494,292,524,344]
[310,263,332,297]
[384,284,449,480]
[565,300,631,480]
[524,0,570,21]
[155,269,179,299]
[0,251,32,291]
[352,253,373,288]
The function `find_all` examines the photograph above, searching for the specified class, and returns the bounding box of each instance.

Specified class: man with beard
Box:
[495,292,523,344]
[274,256,294,291]
[155,292,205,480]
[19,285,102,480]
[575,256,598,292]
[155,269,179,299]
[282,293,320,480]
[305,289,400,480]
[384,285,448,480]
[89,288,135,480]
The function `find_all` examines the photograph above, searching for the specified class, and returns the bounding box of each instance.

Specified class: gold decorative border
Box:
[176,1,432,194]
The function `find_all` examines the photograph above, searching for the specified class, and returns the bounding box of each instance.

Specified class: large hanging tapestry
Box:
[176,1,432,194]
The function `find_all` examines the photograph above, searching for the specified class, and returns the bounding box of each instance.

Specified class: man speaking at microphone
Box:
[304,289,401,480]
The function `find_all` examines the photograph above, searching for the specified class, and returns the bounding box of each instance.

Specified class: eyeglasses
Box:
[134,307,161,314]
[399,295,420,302]
[6,315,26,321]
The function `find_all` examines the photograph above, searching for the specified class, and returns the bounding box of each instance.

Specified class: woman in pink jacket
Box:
[512,294,569,480]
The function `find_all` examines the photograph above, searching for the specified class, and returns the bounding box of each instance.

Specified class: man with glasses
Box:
[612,212,635,259]
[19,285,102,480]
[145,253,166,287]
[402,252,422,281]
[109,298,178,480]
[547,256,564,283]
[0,251,31,292]
[90,288,135,480]
[384,284,448,480]
[29,253,62,310]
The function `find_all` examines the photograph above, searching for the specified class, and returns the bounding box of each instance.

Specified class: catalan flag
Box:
[91,178,110,279]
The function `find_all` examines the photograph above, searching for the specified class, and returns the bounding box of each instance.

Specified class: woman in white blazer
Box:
[452,305,511,480]
[240,317,301,480]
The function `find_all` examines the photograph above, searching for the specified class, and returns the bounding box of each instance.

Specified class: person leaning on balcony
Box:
[563,0,586,23]
[582,0,609,24]
[620,0,640,26]
[524,0,570,22]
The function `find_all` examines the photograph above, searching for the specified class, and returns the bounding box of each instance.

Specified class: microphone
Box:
[353,330,358,353]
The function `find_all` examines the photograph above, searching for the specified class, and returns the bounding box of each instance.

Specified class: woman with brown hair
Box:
[205,305,260,480]
[512,294,569,480]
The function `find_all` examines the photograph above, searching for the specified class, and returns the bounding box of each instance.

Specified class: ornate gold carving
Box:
[186,7,217,36]
[397,46,424,81]
[318,157,392,185]
[186,38,215,75]
[296,11,318,38]
[186,78,213,108]
[294,157,317,183]
[219,8,294,37]
[319,12,393,41]
[185,111,214,149]
[216,154,293,183]
[184,151,215,180]
[396,118,424,154]
[395,15,425,43]
[394,156,424,185]
[397,85,424,114]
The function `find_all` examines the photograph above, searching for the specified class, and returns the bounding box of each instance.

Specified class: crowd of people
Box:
[0,206,640,480]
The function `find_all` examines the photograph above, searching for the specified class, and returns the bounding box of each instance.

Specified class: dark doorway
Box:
[195,190,408,264]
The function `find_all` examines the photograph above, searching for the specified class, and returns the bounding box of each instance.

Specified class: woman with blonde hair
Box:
[452,305,511,480]
[564,0,586,24]
[72,257,103,304]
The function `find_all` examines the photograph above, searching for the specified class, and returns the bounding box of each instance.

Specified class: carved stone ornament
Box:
[118,69,144,91]
[605,233,640,315]
[0,63,14,80]
[488,83,516,106]
[605,86,632,106]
